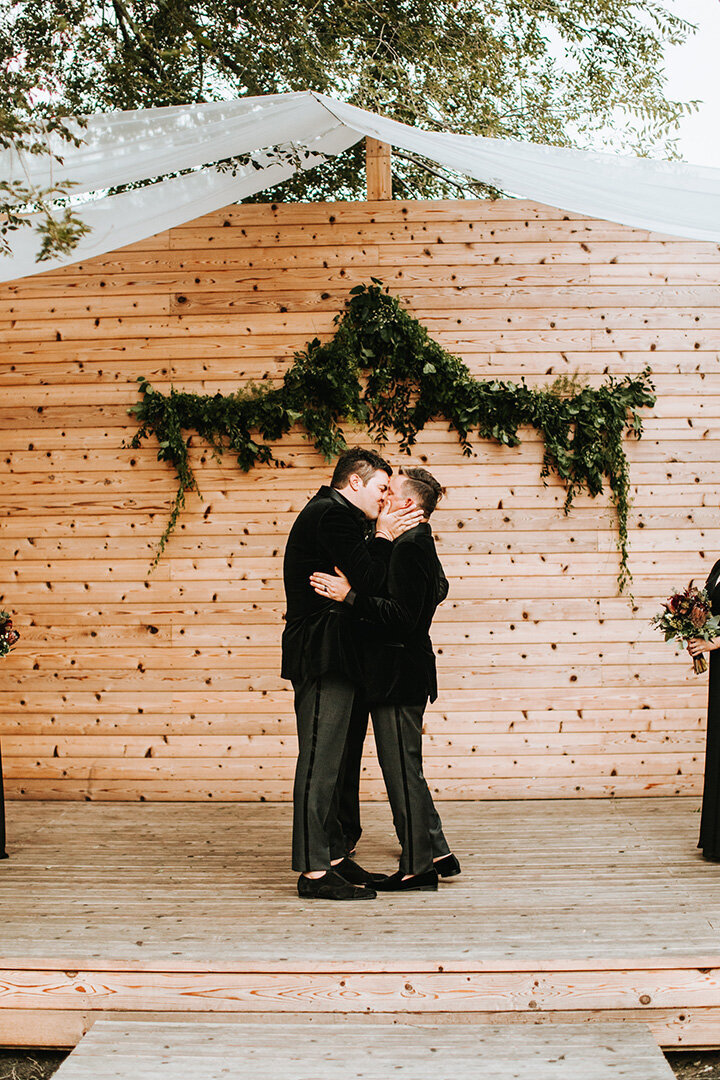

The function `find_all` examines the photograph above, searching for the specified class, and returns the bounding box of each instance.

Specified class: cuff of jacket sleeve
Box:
[345,589,357,606]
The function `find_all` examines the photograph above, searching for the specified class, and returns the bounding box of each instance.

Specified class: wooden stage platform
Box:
[1,797,720,1050]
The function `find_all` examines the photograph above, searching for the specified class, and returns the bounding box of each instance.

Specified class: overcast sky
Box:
[663,0,720,167]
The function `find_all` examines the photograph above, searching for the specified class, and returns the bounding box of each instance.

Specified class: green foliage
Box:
[0,180,90,261]
[0,7,89,261]
[0,0,698,260]
[127,281,655,591]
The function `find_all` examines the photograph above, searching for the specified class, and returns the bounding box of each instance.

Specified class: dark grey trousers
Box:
[339,699,451,875]
[291,672,360,873]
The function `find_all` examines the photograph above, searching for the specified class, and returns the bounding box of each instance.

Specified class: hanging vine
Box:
[126,280,655,591]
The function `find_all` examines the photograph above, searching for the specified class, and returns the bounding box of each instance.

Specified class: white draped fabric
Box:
[2,89,720,283]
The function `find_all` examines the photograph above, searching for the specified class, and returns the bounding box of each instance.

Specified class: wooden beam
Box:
[365,137,392,199]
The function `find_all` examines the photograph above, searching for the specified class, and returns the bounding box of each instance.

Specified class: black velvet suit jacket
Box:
[347,522,448,705]
[281,486,392,684]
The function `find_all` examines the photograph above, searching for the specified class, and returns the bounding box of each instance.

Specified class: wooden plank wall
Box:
[1,198,719,802]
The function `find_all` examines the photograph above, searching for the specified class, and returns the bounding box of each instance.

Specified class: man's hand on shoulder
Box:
[376,504,424,541]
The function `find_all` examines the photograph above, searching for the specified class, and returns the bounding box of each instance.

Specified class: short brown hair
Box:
[331,448,392,489]
[398,466,445,516]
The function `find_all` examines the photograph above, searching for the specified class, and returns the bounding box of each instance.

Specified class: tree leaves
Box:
[0,0,697,260]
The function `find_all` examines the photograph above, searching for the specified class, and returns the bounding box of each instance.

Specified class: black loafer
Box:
[375,868,438,892]
[434,853,461,877]
[335,857,388,886]
[297,870,376,900]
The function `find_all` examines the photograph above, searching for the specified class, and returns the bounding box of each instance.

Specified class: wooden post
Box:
[365,137,392,200]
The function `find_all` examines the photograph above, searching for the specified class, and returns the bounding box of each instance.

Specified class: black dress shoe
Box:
[434,853,461,877]
[375,868,438,892]
[297,870,376,900]
[335,857,388,886]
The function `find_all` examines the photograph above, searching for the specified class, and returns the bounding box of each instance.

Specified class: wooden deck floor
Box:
[1,798,720,1049]
[52,1019,676,1080]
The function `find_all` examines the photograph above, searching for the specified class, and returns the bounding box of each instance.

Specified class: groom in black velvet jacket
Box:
[281,448,422,901]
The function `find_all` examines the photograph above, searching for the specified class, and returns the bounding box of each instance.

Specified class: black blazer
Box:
[281,486,392,683]
[348,522,448,705]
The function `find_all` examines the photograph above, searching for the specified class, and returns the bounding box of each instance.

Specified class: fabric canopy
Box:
[3,89,720,283]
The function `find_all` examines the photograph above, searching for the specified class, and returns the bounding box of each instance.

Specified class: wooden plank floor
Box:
[1,798,720,1048]
[52,1019,676,1080]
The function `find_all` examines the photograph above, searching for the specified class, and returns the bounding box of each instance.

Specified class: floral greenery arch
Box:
[127,281,655,592]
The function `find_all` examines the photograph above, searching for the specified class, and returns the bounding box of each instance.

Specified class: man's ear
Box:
[348,472,362,491]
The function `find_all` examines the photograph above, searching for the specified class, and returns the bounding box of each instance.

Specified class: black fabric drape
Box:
[0,738,7,859]
[699,558,720,858]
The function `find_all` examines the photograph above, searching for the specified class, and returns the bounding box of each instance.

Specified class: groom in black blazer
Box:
[282,448,422,900]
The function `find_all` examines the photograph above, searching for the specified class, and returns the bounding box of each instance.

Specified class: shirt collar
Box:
[321,485,367,521]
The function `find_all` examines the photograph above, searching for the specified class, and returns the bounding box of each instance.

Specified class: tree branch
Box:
[392,149,494,197]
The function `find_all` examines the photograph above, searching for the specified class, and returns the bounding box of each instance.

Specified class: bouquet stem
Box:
[693,654,708,675]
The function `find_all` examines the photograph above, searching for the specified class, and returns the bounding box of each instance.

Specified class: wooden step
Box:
[53,1019,675,1080]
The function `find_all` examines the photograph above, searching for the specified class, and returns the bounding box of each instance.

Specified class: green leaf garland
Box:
[126,281,655,592]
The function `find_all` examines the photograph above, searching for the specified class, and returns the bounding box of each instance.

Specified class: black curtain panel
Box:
[0,739,6,859]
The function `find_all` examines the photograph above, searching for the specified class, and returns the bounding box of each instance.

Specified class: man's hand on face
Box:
[375,502,424,541]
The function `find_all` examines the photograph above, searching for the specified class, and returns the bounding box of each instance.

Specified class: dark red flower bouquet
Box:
[0,611,19,659]
[651,582,720,674]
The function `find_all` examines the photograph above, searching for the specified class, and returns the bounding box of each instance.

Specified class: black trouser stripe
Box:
[395,705,414,871]
[302,678,322,872]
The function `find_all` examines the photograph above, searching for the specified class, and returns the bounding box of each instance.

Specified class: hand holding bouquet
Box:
[651,582,720,674]
[0,611,20,659]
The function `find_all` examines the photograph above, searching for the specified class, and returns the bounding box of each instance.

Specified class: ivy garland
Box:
[127,280,655,592]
